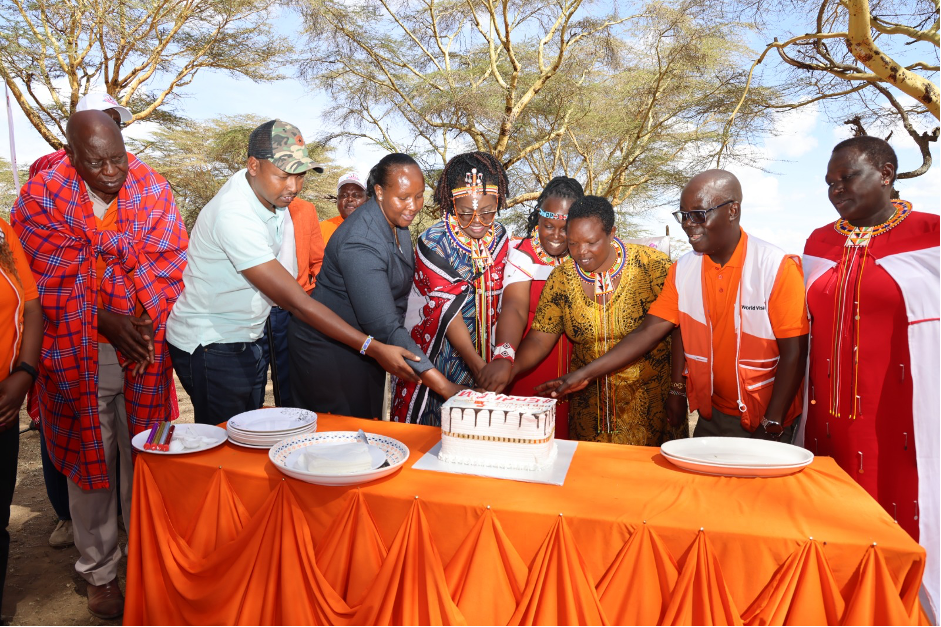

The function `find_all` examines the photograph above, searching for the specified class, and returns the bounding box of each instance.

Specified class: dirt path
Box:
[0,375,274,625]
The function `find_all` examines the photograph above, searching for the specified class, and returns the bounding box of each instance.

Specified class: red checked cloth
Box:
[12,154,188,490]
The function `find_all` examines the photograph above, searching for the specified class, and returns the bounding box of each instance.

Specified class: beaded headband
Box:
[539,209,568,221]
[451,168,498,210]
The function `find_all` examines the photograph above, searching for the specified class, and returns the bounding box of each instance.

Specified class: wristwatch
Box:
[13,362,38,383]
[760,416,784,435]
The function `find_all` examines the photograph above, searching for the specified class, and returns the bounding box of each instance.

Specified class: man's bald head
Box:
[683,169,743,206]
[678,169,744,261]
[65,110,124,150]
[64,110,129,203]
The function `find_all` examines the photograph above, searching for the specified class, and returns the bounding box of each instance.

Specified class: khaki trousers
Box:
[693,406,797,442]
[67,343,133,585]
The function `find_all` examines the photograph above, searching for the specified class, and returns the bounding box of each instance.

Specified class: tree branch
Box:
[845,0,939,118]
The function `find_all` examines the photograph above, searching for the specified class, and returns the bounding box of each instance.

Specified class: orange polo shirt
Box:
[95,201,145,344]
[0,218,39,379]
[289,198,324,293]
[648,230,808,415]
[319,215,344,245]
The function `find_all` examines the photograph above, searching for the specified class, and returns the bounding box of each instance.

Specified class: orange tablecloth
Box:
[124,416,926,625]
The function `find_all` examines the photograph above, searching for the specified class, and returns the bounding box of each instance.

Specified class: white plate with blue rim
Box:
[269,431,409,486]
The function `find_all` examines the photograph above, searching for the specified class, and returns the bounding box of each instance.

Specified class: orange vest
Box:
[676,234,803,431]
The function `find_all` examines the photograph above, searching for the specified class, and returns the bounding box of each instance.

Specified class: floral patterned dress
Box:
[532,244,684,445]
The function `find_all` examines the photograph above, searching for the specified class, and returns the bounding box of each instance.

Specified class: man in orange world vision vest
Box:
[538,169,809,440]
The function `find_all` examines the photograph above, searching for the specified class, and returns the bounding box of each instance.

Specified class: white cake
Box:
[293,443,373,474]
[439,390,557,470]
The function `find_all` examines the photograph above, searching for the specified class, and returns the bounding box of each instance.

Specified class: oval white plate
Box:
[660,452,811,477]
[227,408,317,434]
[132,423,227,455]
[661,437,813,467]
[269,431,409,486]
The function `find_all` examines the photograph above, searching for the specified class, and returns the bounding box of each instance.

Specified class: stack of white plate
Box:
[660,437,813,477]
[226,408,317,449]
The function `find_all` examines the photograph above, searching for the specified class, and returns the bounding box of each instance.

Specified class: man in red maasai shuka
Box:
[12,110,187,619]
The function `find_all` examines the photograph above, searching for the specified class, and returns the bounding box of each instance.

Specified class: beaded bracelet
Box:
[668,389,687,397]
[359,335,373,355]
[493,342,516,364]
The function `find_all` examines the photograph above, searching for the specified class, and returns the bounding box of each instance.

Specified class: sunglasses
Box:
[672,199,736,225]
[454,207,498,228]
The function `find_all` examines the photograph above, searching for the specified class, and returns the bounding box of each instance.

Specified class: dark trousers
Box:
[39,430,71,521]
[168,340,267,425]
[261,306,293,407]
[693,406,798,442]
[0,424,20,608]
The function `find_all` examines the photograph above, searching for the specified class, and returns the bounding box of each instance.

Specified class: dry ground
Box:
[0,374,275,626]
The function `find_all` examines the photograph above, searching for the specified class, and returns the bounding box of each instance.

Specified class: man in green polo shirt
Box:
[166,119,420,424]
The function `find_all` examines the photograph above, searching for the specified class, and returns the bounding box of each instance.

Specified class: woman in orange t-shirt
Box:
[0,216,42,608]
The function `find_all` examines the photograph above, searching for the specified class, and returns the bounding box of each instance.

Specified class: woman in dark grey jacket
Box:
[288,154,462,418]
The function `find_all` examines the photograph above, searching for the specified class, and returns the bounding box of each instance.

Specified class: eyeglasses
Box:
[454,207,498,228]
[672,199,736,225]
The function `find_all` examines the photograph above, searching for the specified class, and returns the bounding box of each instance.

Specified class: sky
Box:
[2,55,939,256]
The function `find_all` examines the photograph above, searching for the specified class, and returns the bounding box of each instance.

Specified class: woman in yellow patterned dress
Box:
[504,196,682,445]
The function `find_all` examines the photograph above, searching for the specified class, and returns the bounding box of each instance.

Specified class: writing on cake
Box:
[439,390,558,470]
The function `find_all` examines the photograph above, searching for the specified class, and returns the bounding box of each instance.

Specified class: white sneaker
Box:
[49,519,74,548]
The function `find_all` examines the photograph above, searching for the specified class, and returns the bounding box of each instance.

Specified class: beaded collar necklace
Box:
[447,214,497,272]
[530,231,564,267]
[834,199,911,247]
[575,237,626,296]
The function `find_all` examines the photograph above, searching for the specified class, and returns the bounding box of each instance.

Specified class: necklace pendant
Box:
[594,272,614,296]
[845,228,872,248]
[471,240,493,271]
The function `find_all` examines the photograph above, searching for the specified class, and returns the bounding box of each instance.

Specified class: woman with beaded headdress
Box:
[477,176,583,438]
[500,195,683,446]
[800,136,939,612]
[391,151,510,425]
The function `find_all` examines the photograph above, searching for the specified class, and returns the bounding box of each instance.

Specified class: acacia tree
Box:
[129,115,348,229]
[0,157,28,219]
[296,0,771,221]
[721,0,939,178]
[0,0,291,149]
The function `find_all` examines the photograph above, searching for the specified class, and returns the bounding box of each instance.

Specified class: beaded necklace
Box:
[826,200,911,420]
[833,199,911,247]
[574,237,626,296]
[530,231,564,267]
[573,237,630,434]
[446,214,498,270]
[447,213,499,361]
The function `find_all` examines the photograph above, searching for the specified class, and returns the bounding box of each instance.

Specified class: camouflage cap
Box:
[247,119,324,175]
